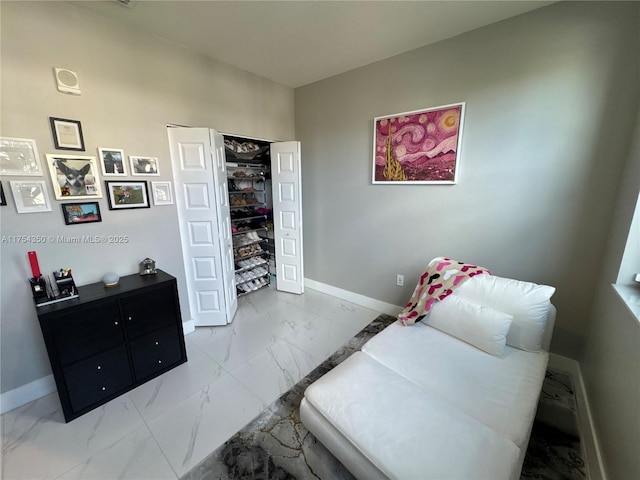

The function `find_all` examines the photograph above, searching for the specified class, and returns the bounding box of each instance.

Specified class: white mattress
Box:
[304,351,520,480]
[361,320,549,448]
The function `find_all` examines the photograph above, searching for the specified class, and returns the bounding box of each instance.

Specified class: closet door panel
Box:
[271,141,304,294]
[211,130,237,321]
[168,128,228,326]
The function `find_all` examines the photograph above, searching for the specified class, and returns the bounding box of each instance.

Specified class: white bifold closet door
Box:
[271,142,304,294]
[168,127,304,326]
[168,127,237,326]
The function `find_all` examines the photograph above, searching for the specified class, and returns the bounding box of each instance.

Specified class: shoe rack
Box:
[228,163,272,296]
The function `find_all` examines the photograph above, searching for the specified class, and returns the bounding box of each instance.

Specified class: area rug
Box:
[182,314,585,480]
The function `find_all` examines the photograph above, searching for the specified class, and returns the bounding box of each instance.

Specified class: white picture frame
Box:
[9,180,52,213]
[130,156,159,176]
[0,137,43,176]
[151,181,174,206]
[46,154,103,200]
[98,148,127,176]
[372,102,465,184]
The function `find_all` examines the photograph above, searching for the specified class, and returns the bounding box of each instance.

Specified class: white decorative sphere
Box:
[102,272,120,287]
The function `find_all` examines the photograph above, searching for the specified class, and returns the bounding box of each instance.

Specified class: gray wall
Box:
[0,1,294,394]
[295,1,639,360]
[616,191,639,285]
[581,105,639,480]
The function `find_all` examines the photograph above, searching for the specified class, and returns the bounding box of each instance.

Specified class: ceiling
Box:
[73,0,554,88]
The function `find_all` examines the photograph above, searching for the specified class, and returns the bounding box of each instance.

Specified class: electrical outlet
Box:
[396,274,404,287]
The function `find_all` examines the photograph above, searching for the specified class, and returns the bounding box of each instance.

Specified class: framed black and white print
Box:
[151,181,173,206]
[0,182,7,206]
[50,117,85,151]
[9,180,52,213]
[0,137,43,176]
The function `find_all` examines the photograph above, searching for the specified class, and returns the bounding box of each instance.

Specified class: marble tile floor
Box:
[1,286,383,480]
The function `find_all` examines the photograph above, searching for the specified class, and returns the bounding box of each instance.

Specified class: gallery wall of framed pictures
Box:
[0,118,174,223]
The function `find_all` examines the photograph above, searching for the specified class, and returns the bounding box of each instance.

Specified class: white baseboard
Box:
[0,374,56,416]
[304,278,402,317]
[548,353,607,480]
[182,318,195,335]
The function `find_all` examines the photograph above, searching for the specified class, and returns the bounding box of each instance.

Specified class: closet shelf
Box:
[237,281,270,297]
[231,214,267,223]
[228,174,266,180]
[232,227,267,236]
[232,238,266,249]
[235,272,269,287]
[230,203,265,210]
[234,249,267,262]
[235,259,268,274]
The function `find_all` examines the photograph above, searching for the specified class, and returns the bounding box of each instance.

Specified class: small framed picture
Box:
[151,181,173,206]
[50,117,85,151]
[98,148,126,176]
[9,180,52,213]
[61,202,102,225]
[0,137,43,176]
[130,156,159,175]
[0,182,7,206]
[46,154,102,200]
[105,180,150,210]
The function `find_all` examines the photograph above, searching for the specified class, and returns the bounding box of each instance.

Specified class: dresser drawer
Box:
[67,368,133,413]
[121,285,178,339]
[130,325,183,381]
[51,301,124,365]
[63,345,131,392]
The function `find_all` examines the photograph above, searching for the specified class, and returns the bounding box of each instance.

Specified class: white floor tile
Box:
[2,393,144,480]
[278,312,358,362]
[187,314,279,371]
[146,374,265,477]
[230,336,319,405]
[56,425,176,480]
[128,339,226,422]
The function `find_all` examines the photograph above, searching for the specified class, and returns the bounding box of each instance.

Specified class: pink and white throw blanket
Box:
[399,257,491,326]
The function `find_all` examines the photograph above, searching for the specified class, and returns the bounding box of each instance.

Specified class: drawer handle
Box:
[155,341,159,346]
[101,386,106,391]
[114,321,118,326]
[128,316,132,321]
[158,360,162,364]
[97,365,101,370]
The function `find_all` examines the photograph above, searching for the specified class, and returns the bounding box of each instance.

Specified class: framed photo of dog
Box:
[105,181,150,210]
[46,154,103,200]
[130,156,159,176]
[98,148,127,176]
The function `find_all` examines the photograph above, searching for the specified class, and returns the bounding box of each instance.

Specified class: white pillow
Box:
[424,295,513,357]
[454,274,556,352]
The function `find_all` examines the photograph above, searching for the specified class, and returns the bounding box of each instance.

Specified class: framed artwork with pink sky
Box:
[372,102,465,184]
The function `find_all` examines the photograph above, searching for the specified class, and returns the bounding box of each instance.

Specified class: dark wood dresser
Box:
[36,270,187,422]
